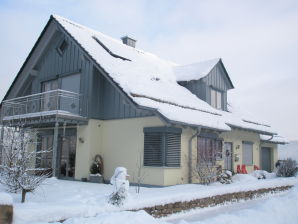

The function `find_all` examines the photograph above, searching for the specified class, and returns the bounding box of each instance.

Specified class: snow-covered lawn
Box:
[51,186,298,224]
[1,174,297,224]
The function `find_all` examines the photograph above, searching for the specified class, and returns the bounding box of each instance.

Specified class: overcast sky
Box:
[0,0,297,140]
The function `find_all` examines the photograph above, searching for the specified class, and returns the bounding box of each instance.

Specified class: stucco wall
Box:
[75,120,103,180]
[74,118,279,185]
[220,129,260,173]
[74,117,198,186]
[75,117,168,185]
[100,116,165,185]
[220,129,278,173]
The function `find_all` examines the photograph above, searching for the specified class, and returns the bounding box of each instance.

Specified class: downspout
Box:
[188,126,201,183]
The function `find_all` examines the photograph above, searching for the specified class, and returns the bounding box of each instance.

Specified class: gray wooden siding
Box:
[28,30,91,117]
[90,68,154,120]
[179,80,207,101]
[202,64,230,91]
[32,31,88,94]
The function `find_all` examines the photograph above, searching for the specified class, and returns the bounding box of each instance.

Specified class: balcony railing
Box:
[1,89,84,121]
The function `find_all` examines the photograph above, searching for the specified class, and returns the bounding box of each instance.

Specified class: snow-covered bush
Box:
[217,170,233,184]
[250,170,268,179]
[0,126,50,202]
[276,158,298,177]
[90,155,103,175]
[108,167,129,206]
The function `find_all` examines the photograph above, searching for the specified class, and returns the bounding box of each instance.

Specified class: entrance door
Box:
[261,147,272,172]
[59,128,77,179]
[224,142,233,171]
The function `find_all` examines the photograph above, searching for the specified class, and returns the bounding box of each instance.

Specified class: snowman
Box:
[109,167,130,205]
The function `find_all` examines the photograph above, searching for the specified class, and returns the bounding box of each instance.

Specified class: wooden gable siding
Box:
[91,68,154,120]
[204,64,229,111]
[29,30,90,117]
[202,63,231,91]
[179,80,207,102]
[32,32,86,93]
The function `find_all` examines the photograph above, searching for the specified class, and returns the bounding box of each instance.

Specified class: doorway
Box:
[224,142,233,171]
[261,147,272,172]
[58,128,77,179]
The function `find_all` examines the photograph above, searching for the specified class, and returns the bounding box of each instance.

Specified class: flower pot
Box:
[89,174,103,183]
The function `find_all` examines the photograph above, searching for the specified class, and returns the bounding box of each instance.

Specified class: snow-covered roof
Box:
[53,15,278,135]
[174,58,220,82]
[260,135,289,145]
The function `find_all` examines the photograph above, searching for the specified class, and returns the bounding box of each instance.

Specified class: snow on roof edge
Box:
[260,135,289,145]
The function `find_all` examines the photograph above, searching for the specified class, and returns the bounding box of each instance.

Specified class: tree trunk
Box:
[21,189,26,203]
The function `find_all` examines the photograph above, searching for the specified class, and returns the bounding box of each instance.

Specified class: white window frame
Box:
[211,88,222,109]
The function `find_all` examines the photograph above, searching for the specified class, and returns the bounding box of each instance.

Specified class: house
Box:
[0,15,287,186]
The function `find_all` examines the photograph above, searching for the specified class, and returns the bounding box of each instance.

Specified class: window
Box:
[197,136,222,165]
[242,142,253,165]
[144,127,181,167]
[57,40,68,55]
[211,89,222,109]
[36,133,53,174]
[42,79,58,111]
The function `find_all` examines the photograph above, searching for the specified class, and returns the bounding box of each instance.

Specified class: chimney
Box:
[121,36,136,48]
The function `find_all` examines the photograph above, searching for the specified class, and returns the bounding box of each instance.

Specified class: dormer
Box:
[176,58,234,111]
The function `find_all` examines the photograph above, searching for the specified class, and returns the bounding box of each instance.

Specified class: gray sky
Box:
[0,0,297,140]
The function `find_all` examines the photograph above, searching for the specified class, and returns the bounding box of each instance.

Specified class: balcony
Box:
[1,89,87,125]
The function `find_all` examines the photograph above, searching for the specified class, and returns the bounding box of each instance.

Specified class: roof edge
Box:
[218,59,235,89]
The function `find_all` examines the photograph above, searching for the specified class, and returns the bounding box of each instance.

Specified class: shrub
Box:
[276,158,298,177]
[217,170,233,184]
[251,170,268,179]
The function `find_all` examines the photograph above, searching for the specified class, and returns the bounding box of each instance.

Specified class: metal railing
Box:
[1,89,84,120]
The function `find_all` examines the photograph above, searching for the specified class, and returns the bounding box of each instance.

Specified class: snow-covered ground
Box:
[0,174,297,224]
[279,141,298,161]
[49,184,298,224]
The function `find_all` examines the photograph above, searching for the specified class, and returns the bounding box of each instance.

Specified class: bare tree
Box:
[134,150,146,194]
[0,126,50,203]
[192,152,222,185]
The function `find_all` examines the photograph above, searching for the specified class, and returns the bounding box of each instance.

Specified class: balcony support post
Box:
[52,121,59,177]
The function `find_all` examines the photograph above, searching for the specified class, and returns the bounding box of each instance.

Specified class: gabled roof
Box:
[2,15,278,135]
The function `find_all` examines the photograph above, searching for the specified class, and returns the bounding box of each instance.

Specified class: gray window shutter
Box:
[165,133,181,167]
[242,142,253,165]
[144,132,163,166]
